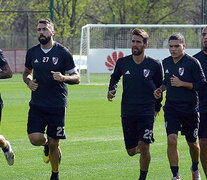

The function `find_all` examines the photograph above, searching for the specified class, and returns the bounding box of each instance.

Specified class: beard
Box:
[38,35,51,45]
[132,47,144,56]
[203,45,207,51]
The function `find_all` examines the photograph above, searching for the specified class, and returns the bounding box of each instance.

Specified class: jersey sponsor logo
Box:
[52,57,59,65]
[125,70,130,74]
[165,69,169,73]
[143,69,150,77]
[34,59,39,63]
[179,67,184,76]
[105,51,124,71]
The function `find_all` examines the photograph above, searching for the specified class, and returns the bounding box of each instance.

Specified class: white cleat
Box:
[3,141,15,166]
[172,176,181,180]
[192,169,201,180]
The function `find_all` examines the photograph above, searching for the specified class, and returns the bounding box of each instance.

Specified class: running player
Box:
[154,32,205,180]
[107,29,163,180]
[23,18,80,180]
[0,49,15,166]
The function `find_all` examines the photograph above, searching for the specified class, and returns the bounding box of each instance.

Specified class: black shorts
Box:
[199,113,207,139]
[121,115,155,150]
[27,104,66,139]
[164,107,199,142]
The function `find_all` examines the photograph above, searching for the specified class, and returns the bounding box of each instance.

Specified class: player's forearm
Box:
[63,74,80,84]
[160,84,167,91]
[0,64,12,79]
[180,81,193,90]
[0,70,12,79]
[23,72,33,85]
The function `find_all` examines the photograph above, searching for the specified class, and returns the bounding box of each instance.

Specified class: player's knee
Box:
[29,137,43,146]
[127,149,137,156]
[188,141,199,149]
[167,134,177,146]
[139,142,149,153]
[0,135,5,146]
[0,135,5,141]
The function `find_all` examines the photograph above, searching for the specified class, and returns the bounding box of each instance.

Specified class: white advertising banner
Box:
[88,48,200,74]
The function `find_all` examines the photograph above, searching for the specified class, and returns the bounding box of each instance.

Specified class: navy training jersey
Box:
[162,53,206,113]
[25,42,75,107]
[0,49,8,102]
[193,51,207,113]
[109,55,163,117]
[0,49,7,68]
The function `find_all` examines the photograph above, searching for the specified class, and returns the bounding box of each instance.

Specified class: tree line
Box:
[0,0,203,54]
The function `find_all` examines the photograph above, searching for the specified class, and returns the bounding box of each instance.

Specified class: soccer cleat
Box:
[3,141,15,166]
[191,168,201,180]
[171,176,181,180]
[43,142,50,163]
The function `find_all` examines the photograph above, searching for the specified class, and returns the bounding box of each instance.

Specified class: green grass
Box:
[0,74,205,179]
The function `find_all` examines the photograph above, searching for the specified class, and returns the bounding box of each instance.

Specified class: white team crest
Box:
[143,69,150,77]
[52,57,59,65]
[179,67,184,76]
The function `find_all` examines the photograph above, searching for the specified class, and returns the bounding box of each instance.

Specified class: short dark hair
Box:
[38,18,54,31]
[132,29,149,44]
[168,32,185,43]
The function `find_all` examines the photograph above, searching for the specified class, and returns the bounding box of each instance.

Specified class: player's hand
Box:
[170,75,183,87]
[51,71,65,82]
[107,90,116,101]
[153,88,162,99]
[28,79,38,91]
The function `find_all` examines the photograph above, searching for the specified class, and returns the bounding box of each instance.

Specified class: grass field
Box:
[0,74,205,180]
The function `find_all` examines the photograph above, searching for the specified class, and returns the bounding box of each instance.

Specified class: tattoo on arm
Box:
[64,71,80,84]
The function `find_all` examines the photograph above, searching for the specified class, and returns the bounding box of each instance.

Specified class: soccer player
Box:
[193,26,207,178]
[0,49,15,166]
[154,33,205,180]
[107,29,163,180]
[23,18,80,180]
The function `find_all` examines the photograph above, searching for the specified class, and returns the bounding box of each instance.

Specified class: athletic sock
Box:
[192,161,199,172]
[170,166,179,177]
[51,171,59,179]
[2,143,9,153]
[138,170,148,180]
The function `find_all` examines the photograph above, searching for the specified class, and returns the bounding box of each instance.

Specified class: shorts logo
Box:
[179,67,184,76]
[143,69,150,77]
[52,57,59,65]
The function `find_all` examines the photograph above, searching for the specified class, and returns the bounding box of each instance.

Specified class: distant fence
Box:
[3,49,26,73]
[2,49,86,73]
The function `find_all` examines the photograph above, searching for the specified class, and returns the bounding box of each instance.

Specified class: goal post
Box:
[79,24,207,84]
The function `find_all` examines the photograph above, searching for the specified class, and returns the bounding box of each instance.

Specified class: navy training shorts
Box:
[164,106,199,142]
[27,104,66,139]
[199,113,207,139]
[121,115,155,150]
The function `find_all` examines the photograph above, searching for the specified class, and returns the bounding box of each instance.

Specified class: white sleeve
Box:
[67,68,76,74]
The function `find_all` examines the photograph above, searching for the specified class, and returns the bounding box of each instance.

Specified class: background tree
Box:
[0,0,204,53]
